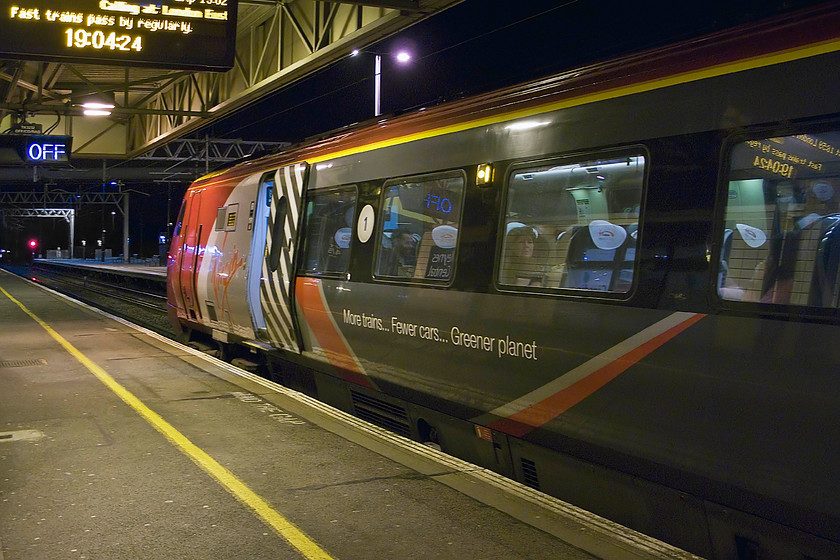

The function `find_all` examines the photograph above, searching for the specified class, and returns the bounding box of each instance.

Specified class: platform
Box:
[0,269,700,560]
[32,258,167,279]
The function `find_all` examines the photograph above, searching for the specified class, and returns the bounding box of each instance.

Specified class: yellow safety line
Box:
[0,285,335,560]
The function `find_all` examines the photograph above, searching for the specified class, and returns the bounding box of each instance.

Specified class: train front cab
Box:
[167,184,205,336]
[167,162,309,356]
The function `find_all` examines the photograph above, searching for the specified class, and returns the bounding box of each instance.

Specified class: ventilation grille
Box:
[350,390,411,438]
[521,458,541,490]
[0,359,47,368]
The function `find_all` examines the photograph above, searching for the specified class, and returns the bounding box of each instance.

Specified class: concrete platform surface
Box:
[33,259,167,279]
[0,269,700,560]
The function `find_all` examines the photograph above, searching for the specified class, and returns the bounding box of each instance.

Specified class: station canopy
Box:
[0,0,460,188]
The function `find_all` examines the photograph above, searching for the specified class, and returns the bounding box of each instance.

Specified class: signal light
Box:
[28,239,37,249]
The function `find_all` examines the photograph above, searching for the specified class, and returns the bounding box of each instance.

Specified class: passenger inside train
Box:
[500,151,645,293]
[499,225,546,286]
[379,228,419,277]
[374,171,464,282]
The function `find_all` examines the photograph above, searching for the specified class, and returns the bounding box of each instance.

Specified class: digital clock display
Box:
[65,29,144,52]
[1,0,237,70]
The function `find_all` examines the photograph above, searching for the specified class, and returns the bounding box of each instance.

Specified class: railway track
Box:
[4,260,266,373]
[4,262,175,337]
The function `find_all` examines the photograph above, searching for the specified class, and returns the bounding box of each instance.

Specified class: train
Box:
[167,5,840,559]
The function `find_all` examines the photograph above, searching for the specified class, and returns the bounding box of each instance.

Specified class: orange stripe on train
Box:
[295,278,375,389]
[490,313,706,437]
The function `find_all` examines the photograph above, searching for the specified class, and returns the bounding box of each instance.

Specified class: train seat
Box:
[545,227,577,288]
[413,225,458,281]
[412,231,434,280]
[756,213,827,305]
[719,223,768,301]
[562,220,629,291]
[787,213,825,305]
[612,224,637,292]
[809,214,840,307]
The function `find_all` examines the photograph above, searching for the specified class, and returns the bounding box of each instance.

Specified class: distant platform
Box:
[33,258,166,278]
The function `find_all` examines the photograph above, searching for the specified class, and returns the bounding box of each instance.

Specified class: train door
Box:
[179,189,203,321]
[246,171,274,335]
[259,162,309,352]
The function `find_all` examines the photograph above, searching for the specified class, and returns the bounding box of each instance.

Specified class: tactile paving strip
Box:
[0,358,47,368]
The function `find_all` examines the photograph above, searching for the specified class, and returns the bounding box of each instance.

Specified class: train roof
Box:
[189,2,840,190]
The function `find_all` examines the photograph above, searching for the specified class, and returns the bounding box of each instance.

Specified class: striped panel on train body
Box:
[260,162,308,352]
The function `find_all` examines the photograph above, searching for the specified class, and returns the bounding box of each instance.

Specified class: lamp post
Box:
[374,54,382,117]
[352,49,412,117]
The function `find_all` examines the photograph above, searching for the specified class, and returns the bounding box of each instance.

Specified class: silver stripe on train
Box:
[260,162,308,352]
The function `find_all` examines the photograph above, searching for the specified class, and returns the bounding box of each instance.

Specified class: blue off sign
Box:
[24,136,72,163]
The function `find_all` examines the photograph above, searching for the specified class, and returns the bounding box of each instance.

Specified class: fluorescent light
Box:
[81,101,115,117]
[82,102,115,110]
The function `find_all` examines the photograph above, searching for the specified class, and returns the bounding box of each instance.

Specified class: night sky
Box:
[207,0,827,143]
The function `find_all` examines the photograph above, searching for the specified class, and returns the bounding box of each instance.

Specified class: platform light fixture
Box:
[75,92,115,117]
[351,48,413,117]
[82,102,115,117]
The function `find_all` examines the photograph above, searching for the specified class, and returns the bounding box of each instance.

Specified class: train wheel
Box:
[417,419,442,451]
[217,341,232,362]
[175,327,193,345]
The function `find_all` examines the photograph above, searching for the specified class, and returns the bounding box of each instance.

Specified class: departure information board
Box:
[1,1,237,70]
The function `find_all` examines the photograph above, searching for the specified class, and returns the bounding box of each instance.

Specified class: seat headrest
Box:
[735,223,767,248]
[588,220,626,250]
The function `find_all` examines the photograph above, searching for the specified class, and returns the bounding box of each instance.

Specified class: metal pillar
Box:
[122,191,130,263]
[69,211,75,259]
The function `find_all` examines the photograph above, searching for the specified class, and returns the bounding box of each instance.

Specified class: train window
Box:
[720,131,840,308]
[499,151,646,292]
[300,186,357,276]
[173,202,186,238]
[267,196,288,274]
[374,170,465,283]
[215,207,226,231]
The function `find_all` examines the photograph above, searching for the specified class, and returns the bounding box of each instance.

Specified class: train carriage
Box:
[167,6,840,558]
